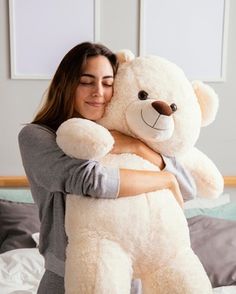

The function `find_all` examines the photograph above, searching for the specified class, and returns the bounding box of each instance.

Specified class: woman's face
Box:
[74,55,114,121]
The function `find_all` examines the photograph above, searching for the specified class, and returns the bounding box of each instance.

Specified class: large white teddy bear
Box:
[56,50,224,294]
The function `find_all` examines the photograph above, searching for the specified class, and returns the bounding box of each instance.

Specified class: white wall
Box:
[196,0,236,176]
[0,0,49,175]
[0,0,235,178]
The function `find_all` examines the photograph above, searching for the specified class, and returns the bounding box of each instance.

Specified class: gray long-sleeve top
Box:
[18,123,196,277]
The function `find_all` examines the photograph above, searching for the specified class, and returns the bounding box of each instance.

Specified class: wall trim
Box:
[223,176,236,187]
[0,176,236,188]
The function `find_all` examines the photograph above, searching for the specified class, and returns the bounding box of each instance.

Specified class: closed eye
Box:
[103,83,113,87]
[80,81,92,85]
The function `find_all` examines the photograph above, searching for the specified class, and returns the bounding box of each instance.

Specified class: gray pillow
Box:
[0,199,40,253]
[188,215,236,287]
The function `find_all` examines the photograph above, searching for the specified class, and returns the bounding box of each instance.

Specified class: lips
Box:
[86,102,105,107]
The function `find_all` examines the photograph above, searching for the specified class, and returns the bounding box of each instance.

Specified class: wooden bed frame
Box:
[0,176,236,188]
[0,176,29,187]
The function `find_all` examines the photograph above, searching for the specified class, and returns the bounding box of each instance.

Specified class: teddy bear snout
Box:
[151,101,177,116]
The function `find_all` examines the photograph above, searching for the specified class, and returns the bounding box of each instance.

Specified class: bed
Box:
[0,176,236,294]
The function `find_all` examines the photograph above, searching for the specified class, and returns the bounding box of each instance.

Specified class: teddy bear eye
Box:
[138,90,148,100]
[170,103,177,112]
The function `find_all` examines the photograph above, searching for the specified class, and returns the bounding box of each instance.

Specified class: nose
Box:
[92,82,104,97]
[151,101,177,116]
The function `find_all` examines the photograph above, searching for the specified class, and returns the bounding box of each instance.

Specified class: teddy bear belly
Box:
[65,153,190,266]
[65,189,189,264]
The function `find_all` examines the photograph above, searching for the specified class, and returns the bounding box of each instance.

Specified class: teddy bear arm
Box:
[56,118,114,160]
[179,147,224,198]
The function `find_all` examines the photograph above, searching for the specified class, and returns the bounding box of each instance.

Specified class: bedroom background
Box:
[0,0,235,197]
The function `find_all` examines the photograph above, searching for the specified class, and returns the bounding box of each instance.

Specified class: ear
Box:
[116,49,135,64]
[192,80,219,127]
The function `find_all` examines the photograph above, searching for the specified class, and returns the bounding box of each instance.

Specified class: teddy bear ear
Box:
[192,80,219,127]
[116,49,135,64]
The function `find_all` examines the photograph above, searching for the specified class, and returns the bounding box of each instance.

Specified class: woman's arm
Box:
[110,130,165,169]
[133,141,197,201]
[110,130,196,202]
[118,169,184,208]
[18,124,119,199]
[19,124,182,207]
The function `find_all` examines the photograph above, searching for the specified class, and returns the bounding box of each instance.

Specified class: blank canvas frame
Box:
[139,0,230,82]
[9,0,100,79]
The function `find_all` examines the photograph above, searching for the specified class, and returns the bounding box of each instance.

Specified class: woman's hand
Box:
[110,130,165,170]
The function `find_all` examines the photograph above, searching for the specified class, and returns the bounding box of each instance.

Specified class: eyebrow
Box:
[81,74,114,79]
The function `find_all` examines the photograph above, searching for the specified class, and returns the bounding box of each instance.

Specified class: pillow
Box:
[0,199,40,253]
[188,215,236,287]
[185,201,236,221]
[0,188,33,203]
[184,193,230,210]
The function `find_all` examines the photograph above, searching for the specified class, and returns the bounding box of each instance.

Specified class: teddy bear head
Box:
[98,50,219,157]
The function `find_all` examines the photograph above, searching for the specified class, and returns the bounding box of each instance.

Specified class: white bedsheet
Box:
[0,248,44,294]
[213,286,236,294]
[0,247,235,294]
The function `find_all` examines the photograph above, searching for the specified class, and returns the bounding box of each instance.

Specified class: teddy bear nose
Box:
[151,101,177,116]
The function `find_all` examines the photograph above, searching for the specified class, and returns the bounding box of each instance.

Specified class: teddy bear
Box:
[56,50,224,294]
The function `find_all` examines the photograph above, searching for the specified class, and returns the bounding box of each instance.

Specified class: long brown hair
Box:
[32,42,118,131]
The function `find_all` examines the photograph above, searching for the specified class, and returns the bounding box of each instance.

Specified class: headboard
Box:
[0,176,236,188]
[0,176,29,187]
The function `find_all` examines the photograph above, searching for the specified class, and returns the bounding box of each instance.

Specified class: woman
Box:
[18,42,195,294]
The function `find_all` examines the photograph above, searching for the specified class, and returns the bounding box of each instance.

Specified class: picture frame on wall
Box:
[139,0,230,82]
[9,0,99,79]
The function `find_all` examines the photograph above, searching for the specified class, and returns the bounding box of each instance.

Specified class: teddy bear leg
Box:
[65,238,133,294]
[141,249,212,294]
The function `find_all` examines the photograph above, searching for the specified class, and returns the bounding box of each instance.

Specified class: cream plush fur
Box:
[56,51,224,294]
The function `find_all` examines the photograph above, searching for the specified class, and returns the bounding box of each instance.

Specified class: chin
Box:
[89,112,104,121]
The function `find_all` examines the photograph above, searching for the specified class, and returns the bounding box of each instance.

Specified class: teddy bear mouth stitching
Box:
[140,109,169,131]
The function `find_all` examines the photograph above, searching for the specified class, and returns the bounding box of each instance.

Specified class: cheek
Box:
[74,93,83,113]
[105,88,113,102]
[74,86,85,104]
[75,87,84,100]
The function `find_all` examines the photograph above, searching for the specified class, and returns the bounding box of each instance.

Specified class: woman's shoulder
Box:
[18,123,56,142]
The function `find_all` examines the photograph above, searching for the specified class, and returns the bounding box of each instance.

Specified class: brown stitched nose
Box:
[151,101,177,116]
